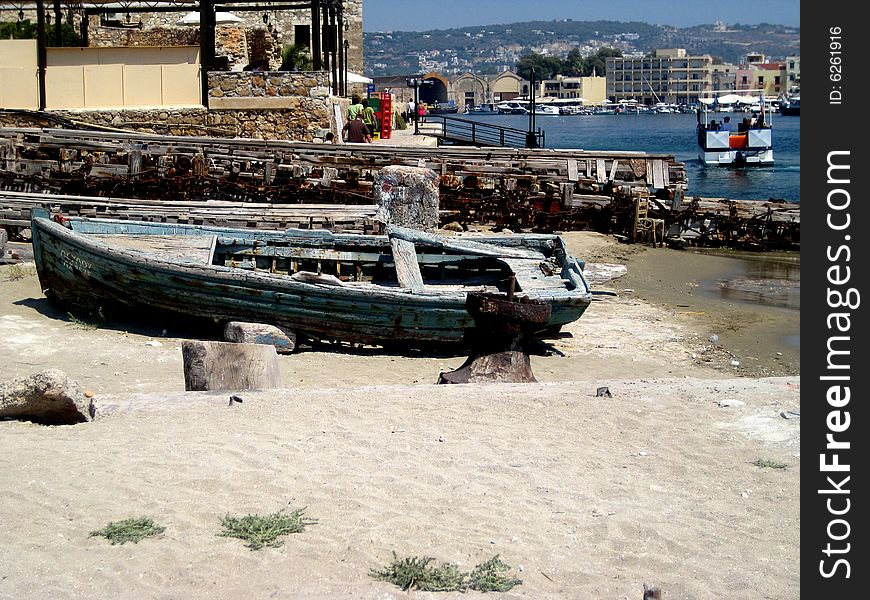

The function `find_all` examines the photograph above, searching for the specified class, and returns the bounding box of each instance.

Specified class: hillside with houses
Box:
[365,19,800,76]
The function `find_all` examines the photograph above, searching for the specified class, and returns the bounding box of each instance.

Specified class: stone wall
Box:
[0,102,342,143]
[208,71,329,99]
[84,4,365,74]
[87,21,200,48]
[2,3,365,75]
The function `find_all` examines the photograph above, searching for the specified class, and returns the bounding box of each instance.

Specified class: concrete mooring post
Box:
[373,165,440,231]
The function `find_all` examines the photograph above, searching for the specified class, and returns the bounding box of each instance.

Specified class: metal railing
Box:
[421,115,545,148]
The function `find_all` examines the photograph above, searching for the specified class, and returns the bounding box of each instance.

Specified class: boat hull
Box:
[697,128,774,167]
[698,148,775,166]
[31,217,591,348]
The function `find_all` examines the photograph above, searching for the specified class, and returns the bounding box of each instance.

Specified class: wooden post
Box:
[36,0,47,110]
[199,1,215,109]
[182,341,282,392]
[53,0,62,47]
[311,0,322,71]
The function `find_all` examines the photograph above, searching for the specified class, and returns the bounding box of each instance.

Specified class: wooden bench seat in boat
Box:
[89,235,217,265]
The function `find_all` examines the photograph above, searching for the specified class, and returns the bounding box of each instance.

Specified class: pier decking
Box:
[0,127,797,249]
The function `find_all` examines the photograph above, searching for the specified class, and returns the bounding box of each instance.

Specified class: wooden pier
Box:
[0,127,798,249]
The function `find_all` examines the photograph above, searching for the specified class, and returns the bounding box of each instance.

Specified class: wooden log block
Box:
[373,165,440,231]
[223,322,297,354]
[182,341,282,392]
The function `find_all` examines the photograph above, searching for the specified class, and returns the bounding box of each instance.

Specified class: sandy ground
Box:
[0,232,800,599]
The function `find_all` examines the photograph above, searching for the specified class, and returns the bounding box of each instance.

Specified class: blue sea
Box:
[461,112,801,203]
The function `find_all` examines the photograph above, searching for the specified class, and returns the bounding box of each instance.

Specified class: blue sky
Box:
[362,0,800,32]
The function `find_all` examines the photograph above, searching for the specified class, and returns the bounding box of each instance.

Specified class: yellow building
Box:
[541,75,606,104]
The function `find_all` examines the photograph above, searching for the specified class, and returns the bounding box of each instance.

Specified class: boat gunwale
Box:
[32,216,590,304]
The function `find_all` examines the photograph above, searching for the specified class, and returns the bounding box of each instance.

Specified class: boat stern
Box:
[698,128,774,166]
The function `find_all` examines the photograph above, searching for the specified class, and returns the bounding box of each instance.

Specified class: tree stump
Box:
[437,284,551,385]
[182,341,282,392]
[437,350,536,384]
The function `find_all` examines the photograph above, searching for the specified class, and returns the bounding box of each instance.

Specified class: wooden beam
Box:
[36,0,47,110]
[311,0,322,70]
[200,1,215,109]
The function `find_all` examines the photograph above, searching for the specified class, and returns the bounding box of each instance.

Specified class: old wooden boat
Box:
[31,211,592,348]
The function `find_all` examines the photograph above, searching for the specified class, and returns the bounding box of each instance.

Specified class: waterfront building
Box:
[785,55,800,94]
[711,63,738,92]
[452,73,492,109]
[736,61,787,96]
[605,48,713,106]
[372,70,530,109]
[540,75,606,104]
[488,71,528,102]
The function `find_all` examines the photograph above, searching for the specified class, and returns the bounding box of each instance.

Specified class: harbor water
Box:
[461,110,802,356]
[462,111,801,203]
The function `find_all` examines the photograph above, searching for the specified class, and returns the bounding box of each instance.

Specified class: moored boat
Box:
[495,100,529,115]
[696,101,774,167]
[31,212,592,349]
[778,96,800,116]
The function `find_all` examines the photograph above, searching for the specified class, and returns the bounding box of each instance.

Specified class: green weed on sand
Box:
[89,517,166,545]
[371,552,521,592]
[218,507,317,550]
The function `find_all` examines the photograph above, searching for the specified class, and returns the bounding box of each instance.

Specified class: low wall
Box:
[0,105,338,142]
[0,72,345,141]
[208,71,329,101]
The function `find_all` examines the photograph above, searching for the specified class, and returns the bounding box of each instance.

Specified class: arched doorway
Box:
[419,73,449,106]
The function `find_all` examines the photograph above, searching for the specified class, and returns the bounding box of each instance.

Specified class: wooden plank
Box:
[390,237,424,292]
[90,234,216,264]
[560,183,574,208]
[652,159,665,189]
[595,159,606,183]
[567,159,578,182]
[608,159,619,182]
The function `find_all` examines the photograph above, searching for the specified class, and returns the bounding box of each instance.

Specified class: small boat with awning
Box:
[696,93,774,166]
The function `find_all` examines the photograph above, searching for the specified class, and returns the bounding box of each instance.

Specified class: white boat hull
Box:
[697,128,774,166]
[698,148,774,166]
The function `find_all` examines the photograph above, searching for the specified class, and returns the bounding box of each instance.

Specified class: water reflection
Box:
[698,251,800,311]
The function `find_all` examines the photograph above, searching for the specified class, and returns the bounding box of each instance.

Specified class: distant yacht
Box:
[778,95,800,116]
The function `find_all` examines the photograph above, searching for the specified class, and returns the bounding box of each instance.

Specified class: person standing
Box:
[347,94,363,123]
[361,98,379,135]
[342,113,372,144]
[407,99,415,122]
